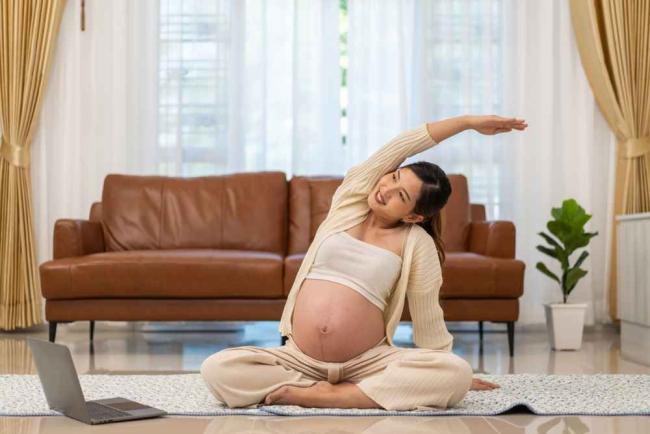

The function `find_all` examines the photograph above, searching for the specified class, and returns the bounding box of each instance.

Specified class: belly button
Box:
[319,324,329,334]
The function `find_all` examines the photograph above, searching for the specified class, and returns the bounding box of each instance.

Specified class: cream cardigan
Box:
[278,123,454,352]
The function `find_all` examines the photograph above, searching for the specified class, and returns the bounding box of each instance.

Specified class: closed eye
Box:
[393,173,406,202]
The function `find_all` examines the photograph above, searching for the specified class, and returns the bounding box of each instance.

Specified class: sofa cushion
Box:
[101,173,287,254]
[40,250,284,299]
[439,252,525,298]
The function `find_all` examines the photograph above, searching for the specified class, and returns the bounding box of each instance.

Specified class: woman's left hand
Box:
[470,377,501,391]
[468,115,528,135]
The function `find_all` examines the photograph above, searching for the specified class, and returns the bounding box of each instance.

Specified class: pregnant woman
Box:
[201,115,527,411]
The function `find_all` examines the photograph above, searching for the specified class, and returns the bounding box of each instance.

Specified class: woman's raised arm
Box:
[425,115,472,143]
[426,115,527,142]
[325,115,527,217]
[323,122,438,218]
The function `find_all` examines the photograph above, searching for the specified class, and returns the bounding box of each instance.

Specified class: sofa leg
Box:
[507,321,515,357]
[478,321,484,347]
[281,335,288,346]
[90,321,95,342]
[49,322,58,343]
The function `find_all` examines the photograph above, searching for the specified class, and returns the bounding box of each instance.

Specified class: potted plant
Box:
[536,199,598,350]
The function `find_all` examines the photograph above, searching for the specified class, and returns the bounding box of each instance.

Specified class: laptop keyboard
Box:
[86,402,130,420]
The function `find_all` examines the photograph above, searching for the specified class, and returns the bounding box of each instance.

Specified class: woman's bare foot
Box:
[263,380,381,408]
[264,381,334,406]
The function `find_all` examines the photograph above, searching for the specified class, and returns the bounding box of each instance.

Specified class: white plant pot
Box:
[544,302,587,350]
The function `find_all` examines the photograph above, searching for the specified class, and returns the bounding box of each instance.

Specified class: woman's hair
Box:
[401,161,452,265]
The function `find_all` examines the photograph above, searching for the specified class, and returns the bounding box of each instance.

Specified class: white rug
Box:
[1,373,650,417]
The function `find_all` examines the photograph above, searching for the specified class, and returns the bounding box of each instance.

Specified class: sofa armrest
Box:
[53,219,105,259]
[468,221,515,258]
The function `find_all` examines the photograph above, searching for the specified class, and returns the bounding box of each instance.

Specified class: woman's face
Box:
[367,167,425,223]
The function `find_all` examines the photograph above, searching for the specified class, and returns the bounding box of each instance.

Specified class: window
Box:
[158,0,230,176]
[158,0,504,220]
[424,0,504,220]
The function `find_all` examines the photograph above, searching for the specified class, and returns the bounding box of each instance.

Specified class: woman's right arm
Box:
[341,114,487,196]
[322,116,469,221]
[425,116,472,143]
[325,115,526,218]
[326,121,447,215]
[427,114,527,142]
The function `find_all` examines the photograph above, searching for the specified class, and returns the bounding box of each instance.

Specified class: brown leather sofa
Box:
[40,172,525,356]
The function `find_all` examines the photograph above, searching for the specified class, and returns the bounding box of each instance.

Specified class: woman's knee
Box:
[402,351,472,407]
[200,348,251,399]
[442,353,473,407]
[201,347,292,408]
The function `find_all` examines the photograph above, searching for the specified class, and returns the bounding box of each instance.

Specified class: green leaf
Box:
[536,244,569,269]
[536,245,558,259]
[548,199,595,245]
[573,250,589,269]
[536,262,560,283]
[565,266,588,293]
[538,231,562,249]
[556,247,569,269]
[539,198,599,301]
[547,220,572,245]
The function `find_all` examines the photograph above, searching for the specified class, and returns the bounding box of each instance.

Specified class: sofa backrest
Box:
[101,172,287,254]
[287,173,473,254]
[288,176,343,255]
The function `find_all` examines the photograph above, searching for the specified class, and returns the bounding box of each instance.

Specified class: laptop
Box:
[27,338,167,425]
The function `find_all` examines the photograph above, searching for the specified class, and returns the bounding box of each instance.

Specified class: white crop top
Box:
[304,231,403,311]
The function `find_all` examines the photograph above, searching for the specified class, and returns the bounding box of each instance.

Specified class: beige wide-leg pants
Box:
[200,334,473,411]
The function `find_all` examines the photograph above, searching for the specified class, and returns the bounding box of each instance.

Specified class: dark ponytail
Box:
[402,161,452,265]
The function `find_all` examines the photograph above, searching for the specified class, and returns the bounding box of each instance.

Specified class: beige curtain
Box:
[569,0,650,322]
[0,1,66,330]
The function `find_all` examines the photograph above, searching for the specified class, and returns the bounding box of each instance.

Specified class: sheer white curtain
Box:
[347,0,614,326]
[31,0,160,266]
[31,0,614,328]
[31,0,341,265]
[157,0,342,177]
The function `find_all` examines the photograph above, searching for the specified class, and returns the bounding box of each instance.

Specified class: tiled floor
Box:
[1,321,649,433]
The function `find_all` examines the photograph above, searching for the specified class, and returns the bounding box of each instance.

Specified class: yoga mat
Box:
[1,373,649,417]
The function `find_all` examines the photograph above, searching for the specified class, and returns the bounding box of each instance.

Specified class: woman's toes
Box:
[264,385,289,405]
[265,382,334,406]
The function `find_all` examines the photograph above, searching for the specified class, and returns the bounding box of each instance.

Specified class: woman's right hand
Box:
[470,377,501,391]
[468,115,528,135]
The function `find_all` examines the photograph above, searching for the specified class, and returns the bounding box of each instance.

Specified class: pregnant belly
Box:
[290,278,387,363]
